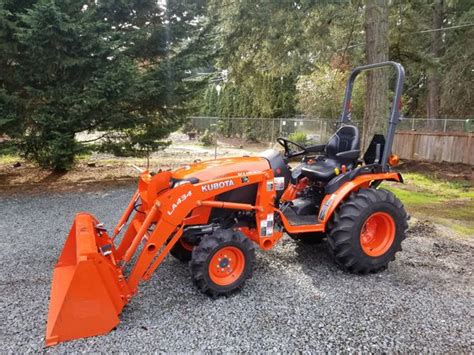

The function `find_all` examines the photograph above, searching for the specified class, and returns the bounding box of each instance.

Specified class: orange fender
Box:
[318,172,403,226]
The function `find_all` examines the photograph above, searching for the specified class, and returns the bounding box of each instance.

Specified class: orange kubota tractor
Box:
[46,62,408,346]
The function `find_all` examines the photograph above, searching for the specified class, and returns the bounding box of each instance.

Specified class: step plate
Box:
[282,208,317,226]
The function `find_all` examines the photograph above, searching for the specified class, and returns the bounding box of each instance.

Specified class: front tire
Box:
[170,238,194,262]
[190,229,255,297]
[327,188,408,274]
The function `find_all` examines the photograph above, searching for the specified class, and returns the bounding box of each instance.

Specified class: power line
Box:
[335,22,474,51]
[416,23,474,33]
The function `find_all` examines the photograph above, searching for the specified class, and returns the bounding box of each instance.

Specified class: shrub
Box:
[0,141,18,156]
[200,129,215,146]
[288,131,308,145]
[21,132,77,171]
[244,120,261,143]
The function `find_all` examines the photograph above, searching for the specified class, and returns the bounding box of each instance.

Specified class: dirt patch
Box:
[0,160,171,196]
[0,141,264,195]
[431,240,469,258]
[402,218,473,277]
[406,219,437,236]
[398,160,473,182]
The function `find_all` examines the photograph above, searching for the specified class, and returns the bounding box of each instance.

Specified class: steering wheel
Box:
[277,137,307,158]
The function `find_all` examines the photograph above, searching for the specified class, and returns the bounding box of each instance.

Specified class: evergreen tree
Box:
[0,0,207,170]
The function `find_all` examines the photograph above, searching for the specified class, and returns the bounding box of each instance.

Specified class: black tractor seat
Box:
[301,160,340,182]
[300,125,360,182]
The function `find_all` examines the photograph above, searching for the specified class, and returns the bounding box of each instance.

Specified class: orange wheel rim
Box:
[360,212,396,257]
[208,246,245,286]
[179,239,194,252]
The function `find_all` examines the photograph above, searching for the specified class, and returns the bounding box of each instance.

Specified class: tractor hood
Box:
[172,155,271,182]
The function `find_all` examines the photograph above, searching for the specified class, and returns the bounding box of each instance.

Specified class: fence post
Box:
[443,119,447,132]
[466,133,472,165]
[271,118,275,146]
[213,117,218,159]
[319,119,323,140]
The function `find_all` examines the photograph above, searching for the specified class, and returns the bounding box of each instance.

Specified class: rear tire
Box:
[327,188,408,274]
[190,229,255,297]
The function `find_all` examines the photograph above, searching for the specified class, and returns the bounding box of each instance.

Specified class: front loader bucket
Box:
[46,213,130,346]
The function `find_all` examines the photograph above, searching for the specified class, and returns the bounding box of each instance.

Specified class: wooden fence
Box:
[393,131,473,165]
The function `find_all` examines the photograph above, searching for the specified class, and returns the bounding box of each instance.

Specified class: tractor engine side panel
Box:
[174,156,271,226]
[208,183,259,222]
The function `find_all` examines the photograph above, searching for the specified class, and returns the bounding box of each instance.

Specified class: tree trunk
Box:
[363,0,389,151]
[426,0,444,120]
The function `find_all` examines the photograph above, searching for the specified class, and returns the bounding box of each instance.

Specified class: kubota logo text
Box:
[201,180,235,192]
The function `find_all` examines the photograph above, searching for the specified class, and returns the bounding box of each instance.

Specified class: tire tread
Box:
[190,229,255,297]
[327,187,408,274]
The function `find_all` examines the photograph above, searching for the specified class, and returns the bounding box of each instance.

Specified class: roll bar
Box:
[340,61,405,171]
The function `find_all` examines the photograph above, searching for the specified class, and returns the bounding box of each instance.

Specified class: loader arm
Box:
[124,169,278,292]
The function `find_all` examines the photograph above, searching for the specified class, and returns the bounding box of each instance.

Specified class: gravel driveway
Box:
[1,186,472,353]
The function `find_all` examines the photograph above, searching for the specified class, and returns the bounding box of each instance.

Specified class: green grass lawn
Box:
[385,173,474,237]
[0,154,19,165]
[0,141,19,164]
